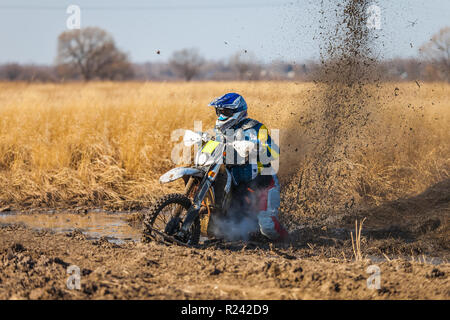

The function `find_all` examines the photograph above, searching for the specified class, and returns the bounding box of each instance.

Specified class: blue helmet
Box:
[208,93,248,132]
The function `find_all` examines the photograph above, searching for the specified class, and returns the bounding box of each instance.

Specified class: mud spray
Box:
[281,0,383,227]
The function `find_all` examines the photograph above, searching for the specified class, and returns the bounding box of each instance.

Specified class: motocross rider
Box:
[207,93,288,241]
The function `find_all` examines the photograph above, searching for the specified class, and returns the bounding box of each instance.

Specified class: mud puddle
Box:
[0,211,141,244]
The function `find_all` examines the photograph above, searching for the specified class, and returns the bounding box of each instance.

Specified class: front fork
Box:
[184,176,196,196]
[177,164,222,240]
[177,164,234,242]
[177,178,211,239]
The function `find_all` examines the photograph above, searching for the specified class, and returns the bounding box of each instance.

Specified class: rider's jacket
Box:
[215,118,280,185]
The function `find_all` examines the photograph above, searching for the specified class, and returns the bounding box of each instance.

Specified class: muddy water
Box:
[0,212,141,244]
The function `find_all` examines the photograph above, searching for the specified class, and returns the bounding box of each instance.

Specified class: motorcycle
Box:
[142,129,260,245]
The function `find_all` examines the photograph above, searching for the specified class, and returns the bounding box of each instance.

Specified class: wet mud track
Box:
[0,223,448,299]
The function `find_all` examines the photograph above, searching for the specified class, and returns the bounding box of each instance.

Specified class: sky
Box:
[0,0,448,65]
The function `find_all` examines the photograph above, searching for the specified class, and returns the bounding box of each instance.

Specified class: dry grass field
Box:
[0,81,449,300]
[0,81,448,218]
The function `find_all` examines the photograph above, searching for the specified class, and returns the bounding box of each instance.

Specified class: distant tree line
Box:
[1,26,449,83]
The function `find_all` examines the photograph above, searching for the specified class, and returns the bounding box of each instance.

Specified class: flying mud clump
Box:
[281,0,383,225]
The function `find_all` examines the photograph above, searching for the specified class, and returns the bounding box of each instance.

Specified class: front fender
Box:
[159,167,204,184]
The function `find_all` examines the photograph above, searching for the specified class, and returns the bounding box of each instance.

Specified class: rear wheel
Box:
[142,193,200,245]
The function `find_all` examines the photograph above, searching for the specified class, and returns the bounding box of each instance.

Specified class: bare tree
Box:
[419,27,450,82]
[0,63,22,81]
[229,51,261,80]
[0,64,56,82]
[169,48,204,81]
[56,27,133,81]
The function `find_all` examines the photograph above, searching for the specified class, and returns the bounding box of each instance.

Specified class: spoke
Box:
[152,203,186,234]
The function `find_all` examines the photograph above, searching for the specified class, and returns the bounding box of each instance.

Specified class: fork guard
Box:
[179,206,200,237]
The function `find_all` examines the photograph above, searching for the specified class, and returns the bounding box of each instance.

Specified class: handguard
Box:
[232,140,256,158]
[183,130,202,146]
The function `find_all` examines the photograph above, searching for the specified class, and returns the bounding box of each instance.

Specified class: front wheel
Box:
[142,193,200,245]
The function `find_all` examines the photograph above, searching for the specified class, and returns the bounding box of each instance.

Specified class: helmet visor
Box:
[215,108,234,118]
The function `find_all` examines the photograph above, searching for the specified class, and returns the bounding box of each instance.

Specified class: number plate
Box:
[201,140,220,154]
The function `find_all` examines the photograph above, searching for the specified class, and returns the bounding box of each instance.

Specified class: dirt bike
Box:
[142,130,261,245]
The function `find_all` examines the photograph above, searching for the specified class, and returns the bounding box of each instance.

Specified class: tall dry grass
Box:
[0,81,448,214]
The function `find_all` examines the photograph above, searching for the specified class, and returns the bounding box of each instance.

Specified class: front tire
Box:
[142,193,200,245]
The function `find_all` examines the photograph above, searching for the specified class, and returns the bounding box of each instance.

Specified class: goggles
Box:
[215,107,235,118]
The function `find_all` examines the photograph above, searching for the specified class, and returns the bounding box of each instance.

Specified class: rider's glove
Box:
[232,140,256,158]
